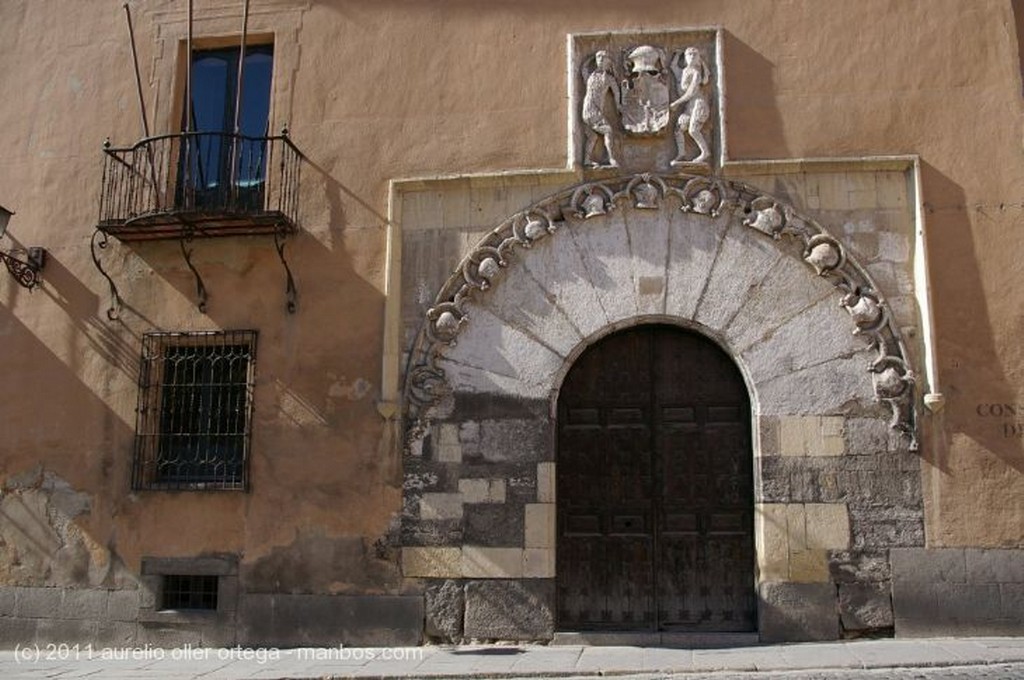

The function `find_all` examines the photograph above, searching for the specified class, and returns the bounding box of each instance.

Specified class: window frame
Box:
[132,330,258,492]
[160,574,220,611]
[140,556,239,630]
[171,33,276,137]
[176,41,276,214]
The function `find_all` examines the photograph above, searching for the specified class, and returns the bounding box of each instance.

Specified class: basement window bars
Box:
[160,574,219,610]
[132,330,257,491]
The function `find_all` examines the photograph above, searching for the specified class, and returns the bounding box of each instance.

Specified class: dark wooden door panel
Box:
[557,325,754,632]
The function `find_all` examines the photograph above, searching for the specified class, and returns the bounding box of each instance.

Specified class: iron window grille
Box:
[160,574,219,610]
[132,330,257,491]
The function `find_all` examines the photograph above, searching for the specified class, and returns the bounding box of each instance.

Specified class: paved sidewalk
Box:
[2,637,1024,679]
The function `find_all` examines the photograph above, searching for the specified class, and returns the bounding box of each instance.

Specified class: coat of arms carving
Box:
[573,30,720,173]
[621,45,671,135]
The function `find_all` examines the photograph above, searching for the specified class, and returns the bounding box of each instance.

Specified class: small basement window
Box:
[161,574,219,610]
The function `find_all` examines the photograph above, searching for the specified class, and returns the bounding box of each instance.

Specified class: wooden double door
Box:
[556,325,755,631]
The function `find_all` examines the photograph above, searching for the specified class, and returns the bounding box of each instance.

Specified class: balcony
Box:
[98,130,300,240]
[92,129,302,316]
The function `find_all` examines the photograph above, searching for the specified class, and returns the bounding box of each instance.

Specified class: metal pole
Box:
[123,3,160,209]
[124,4,151,140]
[184,0,194,208]
[229,0,250,201]
[185,0,193,135]
[232,0,250,137]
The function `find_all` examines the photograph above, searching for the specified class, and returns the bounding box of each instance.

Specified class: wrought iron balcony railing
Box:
[98,130,301,240]
[92,129,303,317]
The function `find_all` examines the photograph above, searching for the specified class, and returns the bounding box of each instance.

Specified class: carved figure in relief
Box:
[840,290,885,333]
[582,192,606,217]
[692,189,717,215]
[581,51,622,168]
[743,197,785,239]
[669,47,712,166]
[804,235,844,275]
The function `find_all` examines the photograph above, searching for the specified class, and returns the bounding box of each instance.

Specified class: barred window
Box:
[132,330,257,490]
[161,574,219,610]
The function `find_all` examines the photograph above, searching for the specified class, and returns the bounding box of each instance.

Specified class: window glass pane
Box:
[156,344,249,484]
[240,48,273,138]
[237,48,273,191]
[187,45,273,136]
[189,50,234,133]
[179,45,273,208]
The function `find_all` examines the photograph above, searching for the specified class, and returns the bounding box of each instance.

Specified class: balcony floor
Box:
[98,210,294,241]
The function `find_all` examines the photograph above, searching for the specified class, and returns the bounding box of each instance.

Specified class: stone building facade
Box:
[1,0,1024,647]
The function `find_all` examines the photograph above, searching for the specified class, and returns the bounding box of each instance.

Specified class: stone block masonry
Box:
[892,548,1024,636]
[0,586,141,647]
[0,585,423,648]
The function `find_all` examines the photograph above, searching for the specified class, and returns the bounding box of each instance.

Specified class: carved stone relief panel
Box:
[571,29,721,173]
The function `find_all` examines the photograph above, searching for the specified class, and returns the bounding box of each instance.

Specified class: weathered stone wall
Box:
[892,548,1024,636]
[0,585,423,648]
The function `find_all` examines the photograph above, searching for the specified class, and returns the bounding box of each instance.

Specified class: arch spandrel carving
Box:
[403,173,918,451]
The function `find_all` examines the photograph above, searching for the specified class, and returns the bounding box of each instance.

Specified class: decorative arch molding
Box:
[402,172,918,451]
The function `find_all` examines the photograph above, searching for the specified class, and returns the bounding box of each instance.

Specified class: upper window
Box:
[179,44,274,211]
[132,330,257,491]
[98,37,300,247]
[186,44,273,138]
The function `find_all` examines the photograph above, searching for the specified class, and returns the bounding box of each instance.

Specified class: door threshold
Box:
[551,631,760,648]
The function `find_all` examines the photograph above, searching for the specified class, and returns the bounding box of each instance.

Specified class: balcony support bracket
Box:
[178,233,208,314]
[274,226,297,314]
[91,229,124,321]
[95,130,305,319]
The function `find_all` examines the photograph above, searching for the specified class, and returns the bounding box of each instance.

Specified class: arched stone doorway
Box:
[397,172,922,643]
[557,323,755,631]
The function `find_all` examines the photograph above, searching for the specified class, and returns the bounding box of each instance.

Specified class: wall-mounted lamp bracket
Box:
[0,248,46,289]
[0,206,46,289]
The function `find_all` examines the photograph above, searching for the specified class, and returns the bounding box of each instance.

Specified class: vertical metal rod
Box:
[124,3,161,209]
[229,0,251,201]
[124,4,151,139]
[185,0,193,135]
[184,0,194,208]
[232,0,250,137]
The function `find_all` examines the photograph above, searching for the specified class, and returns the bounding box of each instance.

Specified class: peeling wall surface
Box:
[1,0,1024,647]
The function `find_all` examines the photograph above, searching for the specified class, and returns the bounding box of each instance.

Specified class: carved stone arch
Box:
[402,172,917,454]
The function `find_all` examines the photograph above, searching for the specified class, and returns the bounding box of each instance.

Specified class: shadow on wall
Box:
[0,299,137,589]
[104,161,398,593]
[29,244,146,382]
[722,32,787,160]
[919,161,1024,474]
